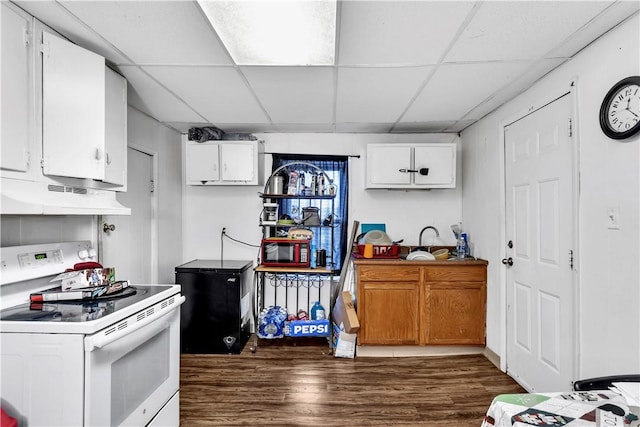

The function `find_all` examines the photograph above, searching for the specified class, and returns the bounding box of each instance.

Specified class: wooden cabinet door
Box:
[426,282,486,344]
[423,265,486,345]
[359,281,420,345]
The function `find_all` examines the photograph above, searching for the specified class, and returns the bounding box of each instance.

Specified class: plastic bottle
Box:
[310,243,317,268]
[311,301,325,320]
[461,232,469,257]
[456,233,466,260]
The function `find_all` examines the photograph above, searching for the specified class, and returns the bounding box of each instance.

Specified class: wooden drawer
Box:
[423,265,486,282]
[357,265,421,282]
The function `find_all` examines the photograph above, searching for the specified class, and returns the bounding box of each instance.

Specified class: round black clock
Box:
[599,76,640,140]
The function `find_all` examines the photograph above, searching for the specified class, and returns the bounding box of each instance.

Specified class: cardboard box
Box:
[332,290,360,333]
[332,322,357,358]
[284,319,330,337]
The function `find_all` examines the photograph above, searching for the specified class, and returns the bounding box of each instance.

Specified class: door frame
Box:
[497,80,581,386]
[97,144,159,284]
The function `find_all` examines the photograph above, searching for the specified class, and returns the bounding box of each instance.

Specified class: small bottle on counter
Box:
[456,234,466,260]
[462,232,469,257]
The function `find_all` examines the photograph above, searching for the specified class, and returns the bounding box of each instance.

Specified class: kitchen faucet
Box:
[419,226,440,247]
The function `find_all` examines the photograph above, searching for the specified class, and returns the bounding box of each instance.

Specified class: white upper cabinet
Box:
[1,3,31,173]
[42,31,105,180]
[40,31,127,187]
[366,143,457,189]
[104,67,127,188]
[186,140,262,185]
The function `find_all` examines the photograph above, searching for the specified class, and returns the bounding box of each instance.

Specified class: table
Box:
[482,390,640,426]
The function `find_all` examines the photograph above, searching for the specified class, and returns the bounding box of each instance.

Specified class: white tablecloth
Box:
[482,390,640,426]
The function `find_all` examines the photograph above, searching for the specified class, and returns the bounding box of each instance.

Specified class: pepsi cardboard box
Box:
[284,319,330,337]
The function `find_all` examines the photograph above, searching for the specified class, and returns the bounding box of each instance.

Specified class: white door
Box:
[504,93,576,392]
[101,147,155,284]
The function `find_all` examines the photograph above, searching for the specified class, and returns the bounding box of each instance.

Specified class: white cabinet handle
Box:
[95,148,103,160]
[105,152,112,165]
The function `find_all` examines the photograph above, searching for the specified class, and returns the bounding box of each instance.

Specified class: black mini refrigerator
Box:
[175,259,253,354]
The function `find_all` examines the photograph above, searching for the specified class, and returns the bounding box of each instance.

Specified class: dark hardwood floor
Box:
[180,339,525,426]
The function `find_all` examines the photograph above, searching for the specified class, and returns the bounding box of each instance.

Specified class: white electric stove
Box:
[0,241,184,427]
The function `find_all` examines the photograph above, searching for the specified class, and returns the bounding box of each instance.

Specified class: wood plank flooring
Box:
[180,339,525,426]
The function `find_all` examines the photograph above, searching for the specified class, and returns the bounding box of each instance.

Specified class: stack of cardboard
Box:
[332,290,360,358]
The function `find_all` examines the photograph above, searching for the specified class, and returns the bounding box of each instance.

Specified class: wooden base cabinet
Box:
[355,260,487,346]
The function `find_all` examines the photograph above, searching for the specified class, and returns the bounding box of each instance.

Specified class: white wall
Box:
[0,215,95,247]
[461,14,640,377]
[181,133,462,264]
[127,108,183,284]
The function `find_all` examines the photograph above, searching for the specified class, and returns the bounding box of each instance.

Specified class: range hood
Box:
[1,177,130,215]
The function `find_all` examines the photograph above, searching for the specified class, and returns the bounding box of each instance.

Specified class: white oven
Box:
[0,241,184,427]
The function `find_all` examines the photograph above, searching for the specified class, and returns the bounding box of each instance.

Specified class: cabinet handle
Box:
[399,168,418,173]
[105,153,112,165]
[95,148,103,160]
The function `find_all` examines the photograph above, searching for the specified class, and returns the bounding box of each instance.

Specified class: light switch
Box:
[607,206,620,229]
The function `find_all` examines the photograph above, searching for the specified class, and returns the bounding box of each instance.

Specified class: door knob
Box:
[501,257,513,266]
[103,223,115,233]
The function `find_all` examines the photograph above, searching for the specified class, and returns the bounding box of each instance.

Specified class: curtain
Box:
[271,154,349,272]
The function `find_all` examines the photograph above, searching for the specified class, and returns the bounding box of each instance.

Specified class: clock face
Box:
[600,76,640,140]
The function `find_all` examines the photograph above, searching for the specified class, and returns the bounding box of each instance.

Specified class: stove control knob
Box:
[88,248,97,258]
[78,249,89,259]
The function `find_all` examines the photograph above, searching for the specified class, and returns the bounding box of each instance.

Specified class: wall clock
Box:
[599,76,640,140]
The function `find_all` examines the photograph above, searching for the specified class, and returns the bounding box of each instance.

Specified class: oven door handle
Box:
[85,295,185,352]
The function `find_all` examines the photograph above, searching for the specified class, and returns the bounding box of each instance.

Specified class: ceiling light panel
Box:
[198,0,337,66]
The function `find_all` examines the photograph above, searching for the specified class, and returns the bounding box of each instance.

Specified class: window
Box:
[271,154,348,272]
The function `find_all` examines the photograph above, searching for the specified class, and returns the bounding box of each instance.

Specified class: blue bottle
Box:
[310,301,325,320]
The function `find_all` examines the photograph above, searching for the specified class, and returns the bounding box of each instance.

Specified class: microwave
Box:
[260,238,310,268]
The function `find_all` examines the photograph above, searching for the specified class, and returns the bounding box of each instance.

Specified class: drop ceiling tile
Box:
[118,66,203,123]
[393,121,458,133]
[403,61,532,122]
[462,58,566,121]
[446,120,478,133]
[60,1,232,65]
[335,123,394,133]
[274,123,337,133]
[445,1,614,62]
[336,67,432,123]
[339,1,474,66]
[242,67,334,123]
[13,0,130,64]
[546,1,640,58]
[142,66,270,124]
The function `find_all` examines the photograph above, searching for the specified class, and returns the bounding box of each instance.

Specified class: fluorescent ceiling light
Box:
[198,0,337,66]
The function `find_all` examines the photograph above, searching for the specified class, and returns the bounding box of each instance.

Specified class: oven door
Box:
[84,296,184,426]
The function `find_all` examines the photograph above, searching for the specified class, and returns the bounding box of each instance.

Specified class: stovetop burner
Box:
[0,285,172,323]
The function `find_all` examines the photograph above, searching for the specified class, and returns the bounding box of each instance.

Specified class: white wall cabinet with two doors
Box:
[1,2,127,189]
[366,143,457,189]
[186,140,263,186]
